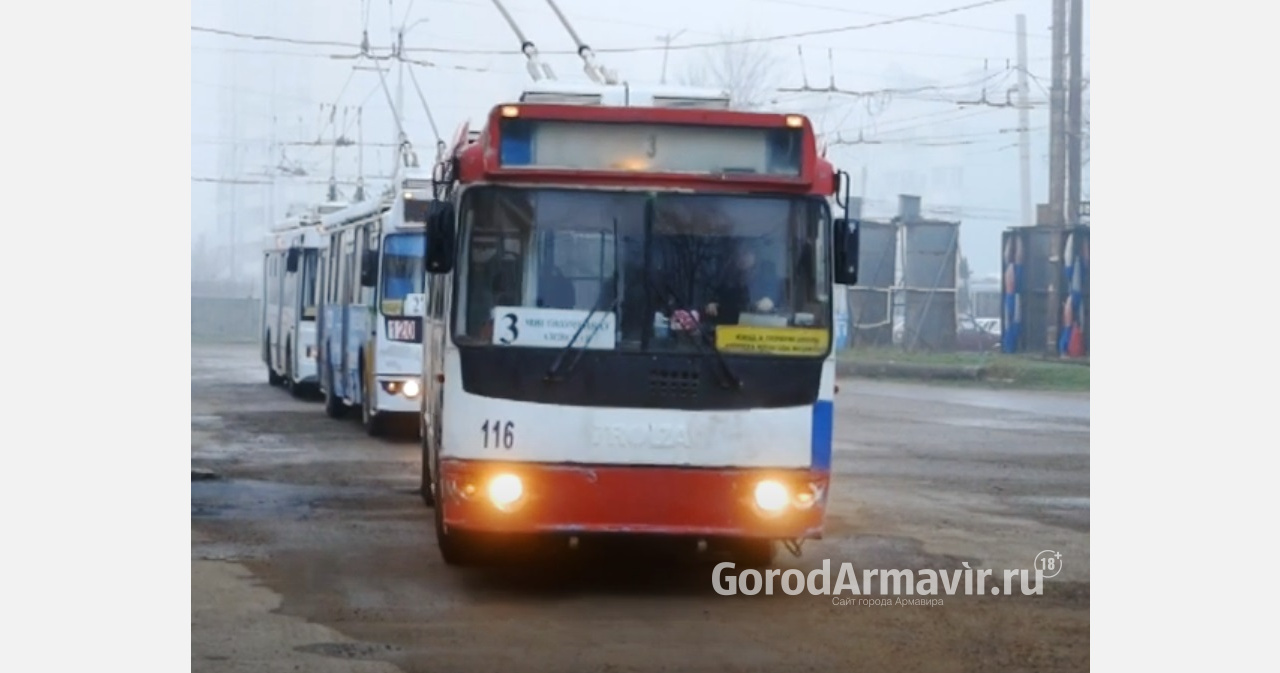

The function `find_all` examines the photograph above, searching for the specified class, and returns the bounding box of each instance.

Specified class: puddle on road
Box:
[191,478,330,522]
[194,540,267,562]
[987,494,1091,534]
[816,534,978,574]
[192,414,223,429]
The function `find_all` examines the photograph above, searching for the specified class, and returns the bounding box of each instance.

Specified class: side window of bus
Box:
[269,256,278,304]
[325,243,335,303]
[321,248,331,304]
[341,231,355,304]
[352,230,364,305]
[363,221,379,307]
[317,249,325,303]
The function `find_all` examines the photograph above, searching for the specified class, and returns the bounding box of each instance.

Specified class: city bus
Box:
[261,206,336,396]
[315,170,433,437]
[417,86,861,565]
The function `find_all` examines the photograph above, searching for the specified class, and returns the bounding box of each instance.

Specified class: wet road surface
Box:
[192,343,1089,672]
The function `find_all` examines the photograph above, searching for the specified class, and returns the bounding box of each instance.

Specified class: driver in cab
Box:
[704,246,783,326]
[466,237,509,342]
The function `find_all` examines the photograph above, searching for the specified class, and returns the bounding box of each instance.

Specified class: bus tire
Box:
[420,388,444,508]
[285,340,300,397]
[433,456,483,566]
[419,431,435,507]
[266,333,282,386]
[360,361,385,437]
[323,364,347,419]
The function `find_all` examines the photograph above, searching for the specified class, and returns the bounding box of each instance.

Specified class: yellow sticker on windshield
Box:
[715,326,830,356]
[381,299,404,316]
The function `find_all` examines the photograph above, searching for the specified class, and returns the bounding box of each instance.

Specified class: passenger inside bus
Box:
[466,237,501,336]
[704,245,785,325]
[466,235,527,341]
[536,263,576,309]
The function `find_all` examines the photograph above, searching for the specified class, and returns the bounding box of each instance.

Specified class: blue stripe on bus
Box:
[810,400,833,470]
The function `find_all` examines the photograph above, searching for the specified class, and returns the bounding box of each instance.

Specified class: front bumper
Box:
[438,460,830,539]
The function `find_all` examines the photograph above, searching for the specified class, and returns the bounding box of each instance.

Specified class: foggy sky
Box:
[191,0,1090,280]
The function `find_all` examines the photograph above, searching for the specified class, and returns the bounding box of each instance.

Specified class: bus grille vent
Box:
[649,366,700,399]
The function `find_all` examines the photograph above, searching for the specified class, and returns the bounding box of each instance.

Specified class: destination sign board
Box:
[497,119,804,177]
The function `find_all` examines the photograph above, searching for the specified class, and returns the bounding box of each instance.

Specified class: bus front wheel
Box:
[433,460,484,566]
[361,364,386,437]
[323,364,347,419]
[266,333,282,386]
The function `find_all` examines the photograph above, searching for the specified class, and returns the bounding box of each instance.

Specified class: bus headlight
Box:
[753,480,790,514]
[401,379,421,398]
[487,473,524,512]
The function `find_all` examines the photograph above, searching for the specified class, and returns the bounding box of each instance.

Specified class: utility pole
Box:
[1048,0,1068,227]
[268,64,278,234]
[656,30,685,84]
[396,50,405,169]
[1016,14,1032,229]
[1066,0,1084,227]
[1044,0,1068,356]
[228,53,239,291]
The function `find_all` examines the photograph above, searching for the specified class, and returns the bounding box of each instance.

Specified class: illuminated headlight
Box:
[487,473,524,512]
[382,379,422,398]
[753,480,790,514]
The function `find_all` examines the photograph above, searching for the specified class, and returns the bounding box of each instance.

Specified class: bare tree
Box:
[679,31,784,111]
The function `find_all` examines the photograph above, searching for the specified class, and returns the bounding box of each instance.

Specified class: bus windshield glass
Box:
[453,186,832,358]
[380,232,426,315]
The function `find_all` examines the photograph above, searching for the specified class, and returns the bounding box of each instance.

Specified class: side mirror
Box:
[285,247,300,273]
[360,249,379,287]
[425,201,456,274]
[832,217,860,286]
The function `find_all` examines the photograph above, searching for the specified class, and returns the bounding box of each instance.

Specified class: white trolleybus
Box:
[262,203,344,396]
[315,170,435,437]
[416,85,863,566]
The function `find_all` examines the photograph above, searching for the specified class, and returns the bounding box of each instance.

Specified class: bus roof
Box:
[318,193,394,231]
[449,102,836,196]
[263,222,325,251]
[517,82,732,109]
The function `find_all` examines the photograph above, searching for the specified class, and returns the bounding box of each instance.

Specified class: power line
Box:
[747,0,1048,40]
[779,69,1012,100]
[192,26,356,49]
[191,45,343,60]
[190,1,1013,57]
[827,125,1042,148]
[473,0,1016,54]
[825,108,1009,140]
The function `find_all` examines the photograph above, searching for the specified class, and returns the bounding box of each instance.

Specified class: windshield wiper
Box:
[543,291,619,384]
[545,219,623,385]
[657,281,743,391]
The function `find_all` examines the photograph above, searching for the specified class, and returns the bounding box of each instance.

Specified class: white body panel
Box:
[295,320,318,383]
[438,348,835,469]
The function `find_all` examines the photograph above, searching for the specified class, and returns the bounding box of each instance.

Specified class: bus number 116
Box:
[481,420,515,449]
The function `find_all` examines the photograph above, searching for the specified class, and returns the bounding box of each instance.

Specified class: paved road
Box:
[192,343,1089,672]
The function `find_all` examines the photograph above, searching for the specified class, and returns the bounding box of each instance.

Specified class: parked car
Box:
[957,314,1001,352]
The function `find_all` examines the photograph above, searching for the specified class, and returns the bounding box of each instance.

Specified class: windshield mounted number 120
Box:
[481,419,515,449]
